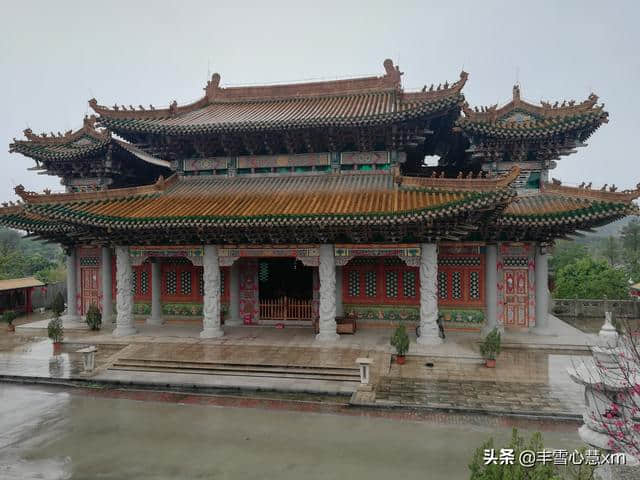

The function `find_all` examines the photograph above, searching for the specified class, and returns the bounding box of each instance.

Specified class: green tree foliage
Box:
[554,257,629,299]
[549,241,589,273]
[598,236,620,266]
[0,228,64,283]
[620,218,640,255]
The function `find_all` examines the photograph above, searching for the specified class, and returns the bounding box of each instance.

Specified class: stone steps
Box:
[109,358,361,382]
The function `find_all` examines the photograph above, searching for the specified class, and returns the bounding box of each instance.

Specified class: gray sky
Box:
[1,0,638,201]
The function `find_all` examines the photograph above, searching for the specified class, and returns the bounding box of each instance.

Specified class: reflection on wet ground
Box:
[0,384,584,480]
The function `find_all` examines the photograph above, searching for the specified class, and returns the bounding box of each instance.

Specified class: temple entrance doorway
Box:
[258,258,314,322]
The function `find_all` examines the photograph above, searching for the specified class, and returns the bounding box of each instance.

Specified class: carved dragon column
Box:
[113,246,137,337]
[146,259,164,325]
[315,244,339,342]
[417,243,443,345]
[101,247,113,324]
[63,247,81,323]
[200,245,224,338]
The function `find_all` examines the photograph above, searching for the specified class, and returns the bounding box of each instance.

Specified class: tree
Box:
[549,241,589,273]
[620,218,640,256]
[554,257,629,299]
[599,236,621,266]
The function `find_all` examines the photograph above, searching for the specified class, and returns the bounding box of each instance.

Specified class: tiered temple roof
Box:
[2,59,637,246]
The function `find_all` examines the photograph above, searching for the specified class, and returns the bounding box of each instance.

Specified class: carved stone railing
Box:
[553,298,640,319]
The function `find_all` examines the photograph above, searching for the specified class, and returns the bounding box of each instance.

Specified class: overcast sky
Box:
[1,0,638,201]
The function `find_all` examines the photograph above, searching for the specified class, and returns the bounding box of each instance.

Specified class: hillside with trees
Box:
[0,228,65,283]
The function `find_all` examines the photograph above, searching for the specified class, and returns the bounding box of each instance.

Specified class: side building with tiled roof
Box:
[2,59,637,339]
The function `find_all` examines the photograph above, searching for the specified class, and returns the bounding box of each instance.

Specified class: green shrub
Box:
[51,291,66,319]
[480,328,501,360]
[47,317,64,343]
[2,310,17,326]
[85,304,102,331]
[390,324,410,356]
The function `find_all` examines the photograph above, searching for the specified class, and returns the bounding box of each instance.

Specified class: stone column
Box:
[335,265,344,317]
[101,247,113,324]
[534,244,550,333]
[63,247,81,322]
[113,246,137,337]
[482,244,501,335]
[146,259,163,325]
[200,245,224,338]
[226,261,241,326]
[316,244,339,342]
[417,243,442,345]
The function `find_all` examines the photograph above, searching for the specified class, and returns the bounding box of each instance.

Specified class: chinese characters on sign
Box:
[483,449,627,467]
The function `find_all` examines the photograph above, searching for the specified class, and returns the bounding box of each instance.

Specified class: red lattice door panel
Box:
[503,269,528,327]
[81,267,100,315]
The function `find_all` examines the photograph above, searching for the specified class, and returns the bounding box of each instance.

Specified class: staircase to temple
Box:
[108,358,361,382]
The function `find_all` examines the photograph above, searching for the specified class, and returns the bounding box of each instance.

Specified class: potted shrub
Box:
[85,304,102,331]
[390,324,410,365]
[2,310,17,332]
[47,317,64,353]
[480,328,502,368]
[48,291,66,354]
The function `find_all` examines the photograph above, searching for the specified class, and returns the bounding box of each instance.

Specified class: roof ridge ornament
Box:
[542,180,640,203]
[14,115,108,146]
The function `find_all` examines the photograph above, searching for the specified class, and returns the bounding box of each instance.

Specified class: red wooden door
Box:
[81,267,100,315]
[503,269,528,327]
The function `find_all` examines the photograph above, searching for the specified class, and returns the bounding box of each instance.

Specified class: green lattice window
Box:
[348,270,360,297]
[365,271,377,297]
[469,271,480,300]
[166,271,177,295]
[199,270,204,297]
[452,271,462,299]
[403,270,417,298]
[438,271,448,299]
[131,271,137,295]
[385,271,398,298]
[181,271,192,295]
[220,269,225,296]
[140,271,148,295]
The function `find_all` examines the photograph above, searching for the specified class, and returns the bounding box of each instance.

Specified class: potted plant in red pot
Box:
[48,292,65,354]
[390,324,410,365]
[480,328,501,368]
[3,310,17,332]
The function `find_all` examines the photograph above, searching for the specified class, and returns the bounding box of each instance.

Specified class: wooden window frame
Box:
[343,259,419,305]
[437,255,485,307]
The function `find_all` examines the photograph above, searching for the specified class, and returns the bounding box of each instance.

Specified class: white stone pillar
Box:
[113,246,137,337]
[226,261,241,326]
[482,244,501,335]
[101,247,113,324]
[200,245,224,338]
[63,247,81,322]
[316,244,339,342]
[146,260,163,325]
[335,265,344,317]
[534,244,550,333]
[417,243,442,345]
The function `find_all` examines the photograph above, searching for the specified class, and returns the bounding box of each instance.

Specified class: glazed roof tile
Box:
[89,60,468,135]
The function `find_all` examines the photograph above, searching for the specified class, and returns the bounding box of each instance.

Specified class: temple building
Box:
[1,59,638,342]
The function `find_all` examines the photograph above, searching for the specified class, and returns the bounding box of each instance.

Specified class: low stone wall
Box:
[553,298,640,318]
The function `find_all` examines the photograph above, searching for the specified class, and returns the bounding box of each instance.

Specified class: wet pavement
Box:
[0,383,585,480]
[372,350,588,415]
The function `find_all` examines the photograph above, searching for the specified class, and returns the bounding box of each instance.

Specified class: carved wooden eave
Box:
[11,115,110,149]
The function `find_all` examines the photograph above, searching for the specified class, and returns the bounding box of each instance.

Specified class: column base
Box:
[417,334,443,346]
[200,327,224,339]
[225,317,242,327]
[145,316,165,326]
[315,332,340,343]
[112,325,138,337]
